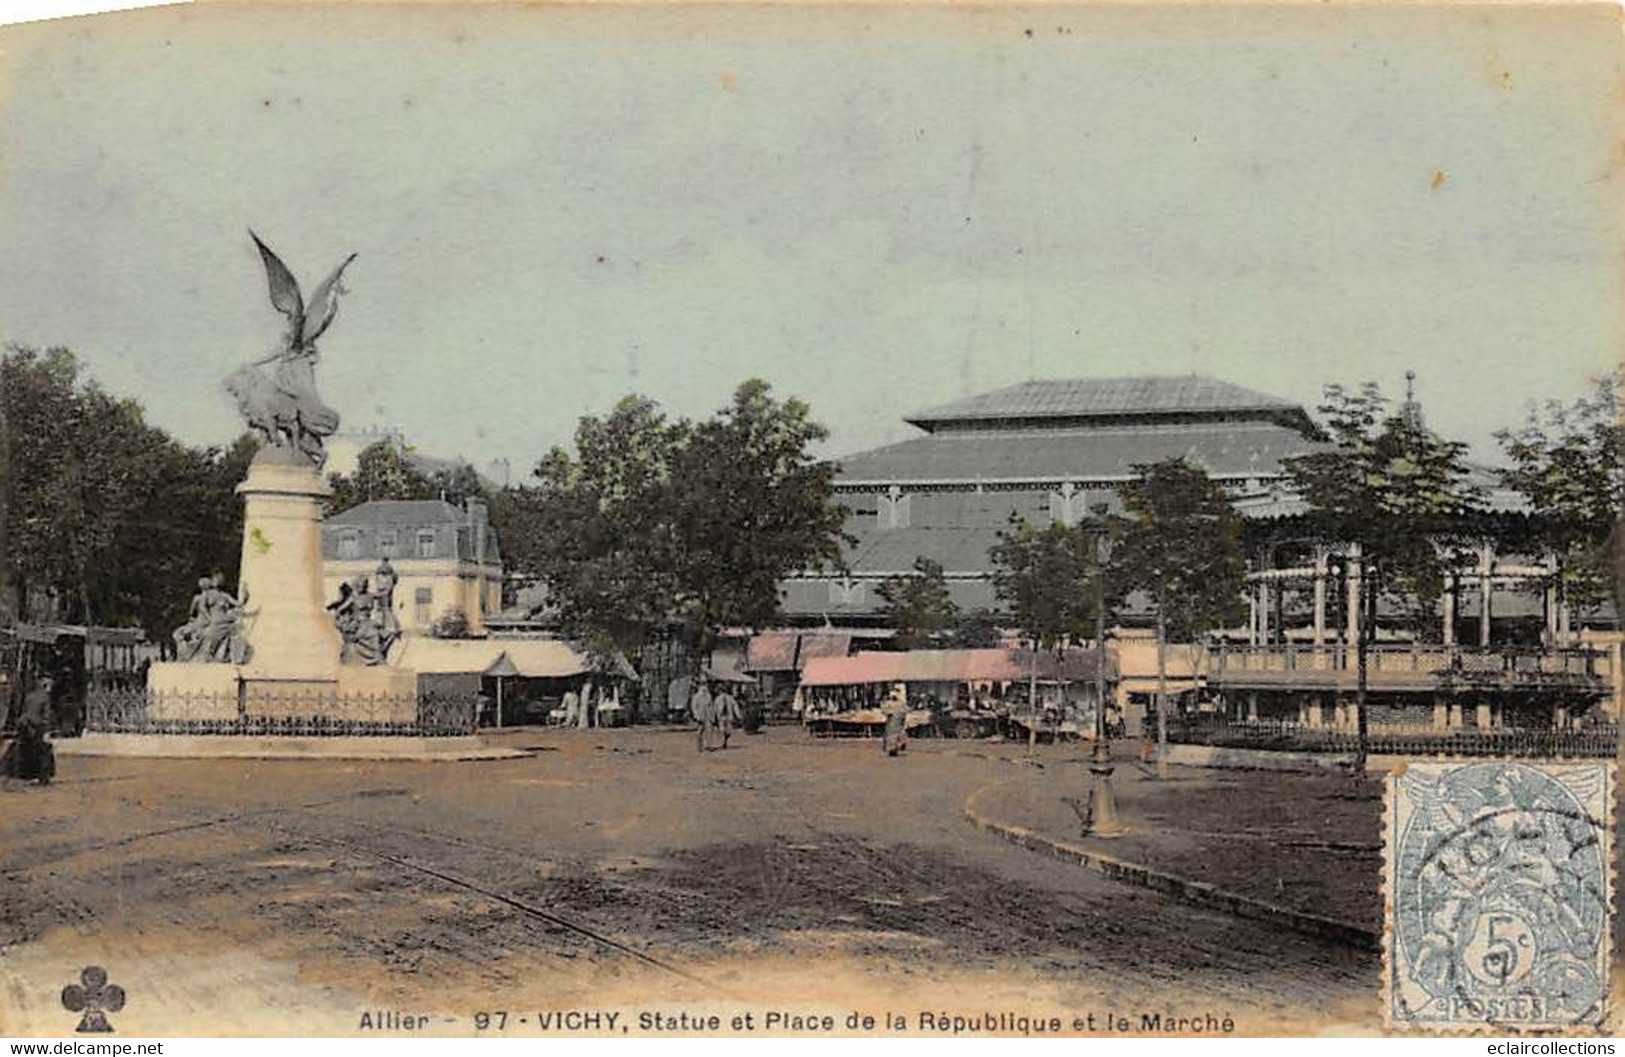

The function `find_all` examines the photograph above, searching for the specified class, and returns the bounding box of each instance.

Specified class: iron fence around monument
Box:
[84,687,478,737]
[1164,712,1619,759]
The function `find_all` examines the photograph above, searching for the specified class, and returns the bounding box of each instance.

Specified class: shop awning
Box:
[798,647,1113,687]
[394,636,635,679]
[745,631,852,672]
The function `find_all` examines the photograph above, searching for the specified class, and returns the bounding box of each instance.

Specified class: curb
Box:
[52,733,532,762]
[963,783,1380,952]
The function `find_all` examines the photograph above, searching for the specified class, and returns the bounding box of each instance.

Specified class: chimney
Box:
[466,497,490,618]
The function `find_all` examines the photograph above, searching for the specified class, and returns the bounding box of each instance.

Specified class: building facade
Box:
[322,498,504,637]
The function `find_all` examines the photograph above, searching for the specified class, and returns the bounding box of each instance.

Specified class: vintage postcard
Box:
[1,0,1623,1044]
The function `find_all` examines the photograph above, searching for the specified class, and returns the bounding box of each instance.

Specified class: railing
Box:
[85,688,478,737]
[1211,644,1614,685]
[1166,712,1619,758]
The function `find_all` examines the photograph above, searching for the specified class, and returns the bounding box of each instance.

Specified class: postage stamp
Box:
[1385,761,1613,1032]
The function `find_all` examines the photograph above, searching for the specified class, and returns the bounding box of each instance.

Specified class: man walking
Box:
[690,679,714,752]
[713,684,741,750]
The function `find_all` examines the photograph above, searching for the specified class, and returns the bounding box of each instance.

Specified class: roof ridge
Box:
[905,374,1301,424]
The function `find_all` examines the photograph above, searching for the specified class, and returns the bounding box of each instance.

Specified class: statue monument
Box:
[327,560,402,666]
[146,232,418,721]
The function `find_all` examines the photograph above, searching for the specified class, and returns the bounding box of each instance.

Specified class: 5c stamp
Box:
[1386,760,1612,1031]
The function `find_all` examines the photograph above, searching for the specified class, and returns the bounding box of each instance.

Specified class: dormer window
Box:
[878,485,910,530]
[416,529,436,558]
[829,579,867,606]
[337,534,360,560]
[378,530,398,558]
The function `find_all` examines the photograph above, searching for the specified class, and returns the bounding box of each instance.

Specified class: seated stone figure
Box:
[172,576,250,664]
[329,572,396,666]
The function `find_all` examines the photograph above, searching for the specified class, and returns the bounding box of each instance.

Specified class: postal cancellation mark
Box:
[1386,760,1612,1031]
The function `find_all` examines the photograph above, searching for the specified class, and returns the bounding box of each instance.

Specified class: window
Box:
[378,530,398,558]
[414,587,433,625]
[416,529,436,558]
[337,534,359,559]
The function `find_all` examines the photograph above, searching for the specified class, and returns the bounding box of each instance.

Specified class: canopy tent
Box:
[745,631,853,673]
[393,636,636,680]
[798,647,1113,688]
[484,651,521,728]
[705,659,758,684]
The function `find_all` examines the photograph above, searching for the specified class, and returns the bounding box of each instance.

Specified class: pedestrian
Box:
[882,683,909,758]
[713,684,741,749]
[690,679,715,752]
[560,687,580,727]
[3,674,56,786]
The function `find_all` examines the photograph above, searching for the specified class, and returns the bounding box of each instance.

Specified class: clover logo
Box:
[61,965,124,1033]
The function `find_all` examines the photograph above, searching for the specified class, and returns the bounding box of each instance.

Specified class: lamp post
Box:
[1084,506,1124,837]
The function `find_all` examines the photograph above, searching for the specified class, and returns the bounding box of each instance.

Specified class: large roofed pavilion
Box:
[781,374,1325,622]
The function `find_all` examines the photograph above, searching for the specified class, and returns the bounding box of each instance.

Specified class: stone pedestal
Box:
[140,450,422,736]
[147,662,241,720]
[234,453,344,691]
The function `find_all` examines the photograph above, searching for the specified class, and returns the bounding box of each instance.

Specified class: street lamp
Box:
[1084,504,1125,838]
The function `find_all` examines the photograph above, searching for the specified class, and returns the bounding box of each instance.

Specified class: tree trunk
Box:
[1026,638,1039,753]
[1155,610,1170,779]
[1355,565,1371,775]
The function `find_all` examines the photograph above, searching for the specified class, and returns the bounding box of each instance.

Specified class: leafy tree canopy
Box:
[498,380,848,658]
[989,518,1105,651]
[327,439,486,513]
[1115,458,1247,640]
[1284,382,1482,626]
[944,608,1005,649]
[3,346,253,639]
[1495,370,1623,611]
[877,556,959,650]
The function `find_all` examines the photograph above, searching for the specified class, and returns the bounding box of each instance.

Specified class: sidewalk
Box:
[963,746,1383,944]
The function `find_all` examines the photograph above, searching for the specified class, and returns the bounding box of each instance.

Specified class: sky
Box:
[1,2,1622,476]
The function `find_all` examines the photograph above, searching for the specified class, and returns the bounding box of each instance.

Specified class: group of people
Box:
[688,679,743,752]
[2,674,56,786]
[556,682,618,728]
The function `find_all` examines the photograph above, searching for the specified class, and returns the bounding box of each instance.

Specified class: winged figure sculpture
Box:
[224,231,357,467]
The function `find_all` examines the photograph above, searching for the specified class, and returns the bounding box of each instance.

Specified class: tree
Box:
[327,441,433,511]
[497,382,848,711]
[2,346,252,642]
[1284,382,1481,772]
[665,379,849,651]
[1116,459,1247,776]
[990,518,1105,748]
[1495,370,1624,622]
[326,439,488,515]
[497,395,688,668]
[945,608,1005,649]
[430,608,471,639]
[877,557,959,650]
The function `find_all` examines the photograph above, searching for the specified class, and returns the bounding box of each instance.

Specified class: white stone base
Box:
[146,662,242,720]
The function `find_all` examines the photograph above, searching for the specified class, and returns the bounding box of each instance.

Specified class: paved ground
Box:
[0,727,1380,1036]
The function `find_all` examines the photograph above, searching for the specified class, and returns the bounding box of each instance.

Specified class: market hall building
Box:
[775,374,1619,735]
